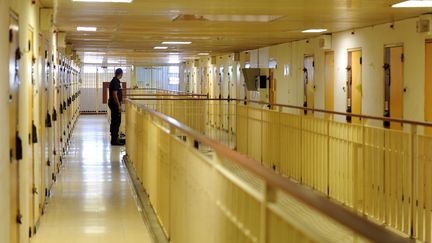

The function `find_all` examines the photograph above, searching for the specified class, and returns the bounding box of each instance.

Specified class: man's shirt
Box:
[108,77,122,106]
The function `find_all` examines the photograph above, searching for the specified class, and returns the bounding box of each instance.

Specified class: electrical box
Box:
[57,32,66,48]
[234,52,240,62]
[40,9,53,32]
[242,68,274,103]
[417,14,432,35]
[319,34,332,50]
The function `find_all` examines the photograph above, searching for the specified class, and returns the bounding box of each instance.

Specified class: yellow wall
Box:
[0,0,11,242]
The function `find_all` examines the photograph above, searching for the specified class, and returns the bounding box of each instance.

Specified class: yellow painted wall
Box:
[180,16,429,125]
[0,0,11,242]
[332,18,424,125]
[0,1,77,242]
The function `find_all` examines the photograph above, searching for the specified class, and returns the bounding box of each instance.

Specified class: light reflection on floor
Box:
[31,115,153,243]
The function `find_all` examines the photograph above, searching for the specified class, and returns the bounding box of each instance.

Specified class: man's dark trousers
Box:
[110,104,121,142]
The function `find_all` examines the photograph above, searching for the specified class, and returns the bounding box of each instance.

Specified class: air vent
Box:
[173,14,207,21]
[173,14,282,23]
[417,14,432,34]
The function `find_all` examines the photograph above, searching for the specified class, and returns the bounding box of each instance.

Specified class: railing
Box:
[125,98,411,243]
[234,99,432,242]
[130,95,236,148]
[125,88,204,97]
[127,95,432,242]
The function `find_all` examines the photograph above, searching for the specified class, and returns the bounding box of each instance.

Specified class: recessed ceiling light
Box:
[154,46,168,50]
[302,29,327,33]
[198,53,209,56]
[77,26,97,32]
[392,0,432,7]
[162,41,192,45]
[73,0,133,3]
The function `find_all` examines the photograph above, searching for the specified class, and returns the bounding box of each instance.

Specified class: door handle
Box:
[16,132,22,160]
[32,122,38,144]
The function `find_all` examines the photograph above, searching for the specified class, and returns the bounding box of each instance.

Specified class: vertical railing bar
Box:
[259,184,268,243]
[362,118,367,213]
[410,124,417,238]
[327,116,331,196]
[300,109,303,184]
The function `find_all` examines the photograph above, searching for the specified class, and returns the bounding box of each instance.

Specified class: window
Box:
[168,65,180,85]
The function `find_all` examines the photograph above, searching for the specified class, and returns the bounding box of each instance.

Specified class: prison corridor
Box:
[31,116,153,243]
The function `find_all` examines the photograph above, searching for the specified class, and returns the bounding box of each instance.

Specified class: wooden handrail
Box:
[130,96,432,127]
[125,87,200,95]
[130,97,227,101]
[127,98,412,243]
[126,93,208,97]
[236,98,432,128]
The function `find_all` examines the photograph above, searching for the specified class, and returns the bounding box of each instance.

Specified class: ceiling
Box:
[41,0,430,66]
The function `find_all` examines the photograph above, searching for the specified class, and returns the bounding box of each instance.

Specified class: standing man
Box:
[109,68,124,145]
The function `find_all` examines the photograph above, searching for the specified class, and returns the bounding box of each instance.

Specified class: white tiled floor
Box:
[32,116,153,243]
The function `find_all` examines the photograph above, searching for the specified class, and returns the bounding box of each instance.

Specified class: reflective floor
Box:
[32,115,153,243]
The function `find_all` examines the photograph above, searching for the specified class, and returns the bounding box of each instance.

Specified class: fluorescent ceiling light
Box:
[392,0,432,7]
[302,29,327,33]
[77,26,97,32]
[162,41,192,45]
[154,46,168,49]
[198,53,209,56]
[73,0,133,3]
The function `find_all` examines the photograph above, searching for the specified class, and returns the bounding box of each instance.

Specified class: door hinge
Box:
[360,57,363,65]
[401,53,404,62]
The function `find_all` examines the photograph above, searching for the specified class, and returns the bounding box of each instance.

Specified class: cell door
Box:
[325,51,334,118]
[218,65,224,129]
[28,28,36,237]
[200,67,204,94]
[34,34,44,229]
[347,50,362,123]
[9,12,21,243]
[269,68,276,109]
[384,46,404,129]
[43,40,52,201]
[227,65,233,132]
[425,41,432,135]
[303,56,314,115]
[211,66,217,126]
